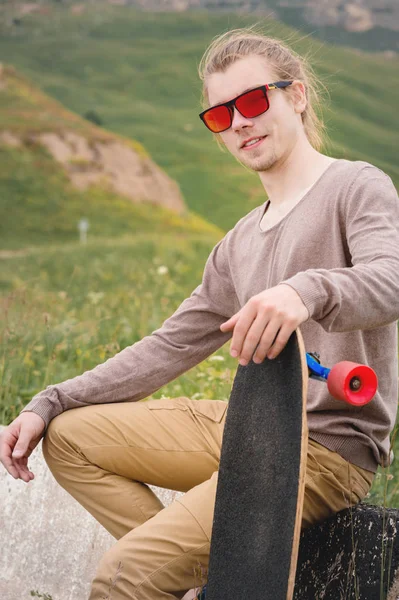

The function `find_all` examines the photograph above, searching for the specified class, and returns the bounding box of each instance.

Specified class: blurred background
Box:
[0,0,398,506]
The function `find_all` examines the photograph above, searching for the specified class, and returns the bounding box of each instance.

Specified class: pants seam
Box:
[175,499,211,542]
[132,541,210,599]
[80,444,215,453]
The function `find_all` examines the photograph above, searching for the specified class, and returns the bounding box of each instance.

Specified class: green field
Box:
[0,136,221,249]
[0,62,223,249]
[0,4,398,234]
[1,235,398,512]
[0,5,398,513]
[0,233,237,423]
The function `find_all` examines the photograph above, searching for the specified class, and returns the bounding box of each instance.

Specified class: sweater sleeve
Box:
[280,167,399,333]
[20,232,238,430]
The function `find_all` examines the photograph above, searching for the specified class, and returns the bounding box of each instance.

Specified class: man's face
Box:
[206,54,304,172]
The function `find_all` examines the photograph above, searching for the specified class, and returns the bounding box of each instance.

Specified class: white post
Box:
[78,218,89,244]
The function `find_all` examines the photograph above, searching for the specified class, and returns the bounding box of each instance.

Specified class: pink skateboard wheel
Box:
[327,361,378,406]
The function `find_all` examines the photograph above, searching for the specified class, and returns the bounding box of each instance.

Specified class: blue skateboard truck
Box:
[305,351,377,406]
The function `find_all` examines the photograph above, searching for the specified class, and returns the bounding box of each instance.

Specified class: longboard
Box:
[205,328,309,600]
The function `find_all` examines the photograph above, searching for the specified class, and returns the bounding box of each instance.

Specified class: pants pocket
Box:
[145,397,227,461]
[145,397,228,423]
[145,396,191,412]
[333,461,375,502]
[191,400,228,424]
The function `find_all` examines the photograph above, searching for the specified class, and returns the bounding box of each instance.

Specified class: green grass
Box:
[0,4,398,235]
[0,62,223,249]
[0,234,236,423]
[0,138,222,249]
[0,237,398,511]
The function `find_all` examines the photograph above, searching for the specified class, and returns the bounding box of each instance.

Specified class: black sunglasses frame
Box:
[199,80,294,133]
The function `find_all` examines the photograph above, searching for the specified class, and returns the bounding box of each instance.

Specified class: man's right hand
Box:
[0,412,46,483]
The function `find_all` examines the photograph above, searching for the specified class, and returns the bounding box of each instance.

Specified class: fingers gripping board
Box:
[206,329,308,600]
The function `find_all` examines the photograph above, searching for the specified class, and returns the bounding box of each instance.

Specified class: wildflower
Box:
[87,291,104,305]
[157,265,168,275]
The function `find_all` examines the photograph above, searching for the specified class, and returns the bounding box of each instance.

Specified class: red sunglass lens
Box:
[203,105,231,133]
[236,88,268,118]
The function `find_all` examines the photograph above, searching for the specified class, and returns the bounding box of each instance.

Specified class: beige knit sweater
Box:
[21,159,399,473]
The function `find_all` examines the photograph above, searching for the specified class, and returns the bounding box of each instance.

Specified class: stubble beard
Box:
[239,146,277,172]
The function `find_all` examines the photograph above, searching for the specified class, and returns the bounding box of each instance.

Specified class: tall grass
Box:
[1,236,398,509]
[0,235,235,424]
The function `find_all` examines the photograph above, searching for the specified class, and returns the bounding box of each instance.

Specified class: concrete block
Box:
[0,426,184,600]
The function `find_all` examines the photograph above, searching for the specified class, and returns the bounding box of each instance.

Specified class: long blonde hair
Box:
[198,24,331,152]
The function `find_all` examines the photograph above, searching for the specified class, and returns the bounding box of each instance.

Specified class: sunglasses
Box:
[199,81,294,133]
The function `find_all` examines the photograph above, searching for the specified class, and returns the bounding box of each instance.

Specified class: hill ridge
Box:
[0,63,187,214]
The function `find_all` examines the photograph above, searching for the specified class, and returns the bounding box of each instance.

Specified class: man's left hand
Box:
[219,284,309,365]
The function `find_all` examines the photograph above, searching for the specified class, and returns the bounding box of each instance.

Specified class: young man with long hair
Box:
[1,26,399,600]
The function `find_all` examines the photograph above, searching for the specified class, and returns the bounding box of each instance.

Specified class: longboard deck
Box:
[205,329,308,600]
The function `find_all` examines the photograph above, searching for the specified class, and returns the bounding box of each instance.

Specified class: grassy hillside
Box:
[0,4,397,235]
[0,65,223,249]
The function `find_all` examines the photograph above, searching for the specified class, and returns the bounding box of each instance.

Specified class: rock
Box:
[343,3,374,33]
[0,426,184,600]
[0,131,22,147]
[35,132,187,215]
[295,502,399,599]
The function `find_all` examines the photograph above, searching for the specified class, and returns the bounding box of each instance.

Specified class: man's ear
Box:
[287,80,307,115]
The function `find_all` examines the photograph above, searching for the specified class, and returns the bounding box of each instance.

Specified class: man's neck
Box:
[258,145,336,207]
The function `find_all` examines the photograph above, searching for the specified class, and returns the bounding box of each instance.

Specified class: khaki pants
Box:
[42,396,375,600]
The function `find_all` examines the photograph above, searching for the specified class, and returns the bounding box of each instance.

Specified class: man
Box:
[1,28,399,600]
